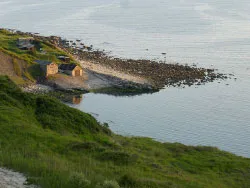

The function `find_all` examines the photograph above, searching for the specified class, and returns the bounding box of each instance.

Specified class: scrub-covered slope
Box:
[0,75,249,188]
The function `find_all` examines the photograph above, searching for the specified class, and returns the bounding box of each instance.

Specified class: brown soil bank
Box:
[0,50,33,85]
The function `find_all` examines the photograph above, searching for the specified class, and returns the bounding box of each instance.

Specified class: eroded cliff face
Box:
[0,50,32,84]
[0,51,18,77]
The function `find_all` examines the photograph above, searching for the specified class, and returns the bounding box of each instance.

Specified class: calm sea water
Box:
[1,0,250,157]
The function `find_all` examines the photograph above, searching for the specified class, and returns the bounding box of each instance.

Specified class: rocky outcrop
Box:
[21,84,53,94]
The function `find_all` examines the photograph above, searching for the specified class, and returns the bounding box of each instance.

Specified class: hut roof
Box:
[19,44,35,49]
[58,56,70,59]
[18,37,34,41]
[35,60,53,66]
[59,64,78,71]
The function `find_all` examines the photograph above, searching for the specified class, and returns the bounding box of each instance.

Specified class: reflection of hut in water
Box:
[72,96,83,105]
[58,94,83,105]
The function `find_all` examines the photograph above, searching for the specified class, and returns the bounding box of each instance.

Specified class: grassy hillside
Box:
[0,29,73,85]
[0,75,250,188]
[0,29,71,63]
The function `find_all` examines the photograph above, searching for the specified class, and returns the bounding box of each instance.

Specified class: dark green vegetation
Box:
[0,75,250,188]
[0,29,73,85]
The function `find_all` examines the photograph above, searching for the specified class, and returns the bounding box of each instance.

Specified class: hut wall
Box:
[46,63,58,76]
[40,65,47,74]
[72,66,83,77]
[63,70,73,76]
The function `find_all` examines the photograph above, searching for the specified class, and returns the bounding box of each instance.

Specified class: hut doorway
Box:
[75,70,81,76]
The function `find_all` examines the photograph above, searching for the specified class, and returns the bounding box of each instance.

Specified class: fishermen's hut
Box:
[17,37,35,51]
[59,64,83,77]
[35,60,58,76]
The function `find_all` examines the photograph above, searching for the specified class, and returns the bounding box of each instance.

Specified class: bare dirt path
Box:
[0,168,36,188]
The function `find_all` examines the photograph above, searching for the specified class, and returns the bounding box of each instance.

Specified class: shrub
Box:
[69,142,105,152]
[98,151,138,165]
[103,180,120,188]
[119,174,138,187]
[35,96,102,134]
[68,172,91,188]
[96,180,120,188]
[102,123,112,136]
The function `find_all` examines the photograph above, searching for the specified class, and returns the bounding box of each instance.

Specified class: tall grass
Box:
[12,58,22,76]
[0,77,250,187]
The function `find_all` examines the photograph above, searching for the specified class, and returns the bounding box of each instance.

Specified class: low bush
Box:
[69,142,105,152]
[119,174,138,187]
[68,172,91,188]
[96,180,120,188]
[98,151,138,165]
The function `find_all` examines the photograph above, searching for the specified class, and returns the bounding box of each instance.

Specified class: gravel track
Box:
[0,168,36,188]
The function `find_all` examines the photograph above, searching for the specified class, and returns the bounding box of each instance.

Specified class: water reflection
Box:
[72,96,83,105]
[59,94,83,105]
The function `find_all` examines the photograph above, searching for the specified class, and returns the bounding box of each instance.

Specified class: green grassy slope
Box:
[0,75,250,188]
[0,29,70,63]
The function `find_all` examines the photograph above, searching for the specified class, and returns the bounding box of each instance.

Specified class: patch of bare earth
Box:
[0,51,17,77]
[0,168,36,188]
[0,51,30,84]
[47,73,88,90]
[80,60,150,86]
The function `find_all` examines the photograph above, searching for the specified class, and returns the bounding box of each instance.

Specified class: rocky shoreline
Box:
[53,36,229,89]
[4,28,230,93]
[21,70,156,96]
[21,84,53,94]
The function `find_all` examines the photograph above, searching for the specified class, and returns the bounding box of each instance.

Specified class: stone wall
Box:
[72,66,83,77]
[46,63,58,76]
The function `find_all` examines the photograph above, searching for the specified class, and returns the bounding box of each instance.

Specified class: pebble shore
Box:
[53,36,229,89]
[5,28,230,92]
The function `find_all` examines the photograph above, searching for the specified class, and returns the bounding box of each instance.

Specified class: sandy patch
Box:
[79,60,150,85]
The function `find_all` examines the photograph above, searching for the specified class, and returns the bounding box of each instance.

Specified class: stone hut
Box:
[35,60,58,76]
[59,64,83,77]
[17,37,35,51]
